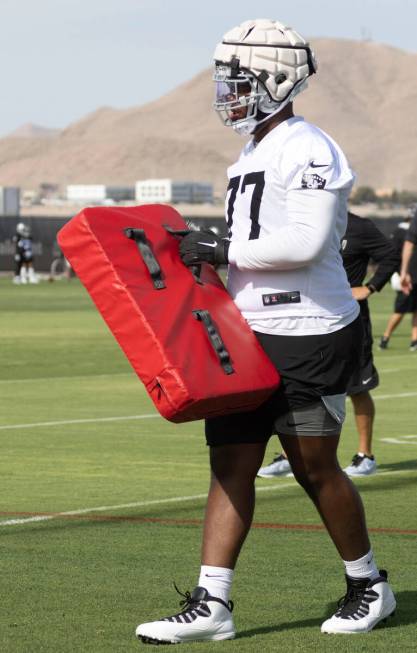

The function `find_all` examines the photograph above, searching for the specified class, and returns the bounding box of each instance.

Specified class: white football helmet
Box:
[16,222,31,237]
[213,19,317,135]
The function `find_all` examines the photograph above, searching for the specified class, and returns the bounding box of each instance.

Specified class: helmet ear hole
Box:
[275,73,287,84]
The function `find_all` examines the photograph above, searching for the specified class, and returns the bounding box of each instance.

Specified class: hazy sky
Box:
[0,0,415,136]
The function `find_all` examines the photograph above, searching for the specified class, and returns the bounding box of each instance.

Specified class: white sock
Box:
[343,549,379,580]
[198,565,234,603]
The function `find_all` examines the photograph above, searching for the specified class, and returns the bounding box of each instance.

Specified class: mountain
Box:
[0,39,415,193]
[6,123,61,139]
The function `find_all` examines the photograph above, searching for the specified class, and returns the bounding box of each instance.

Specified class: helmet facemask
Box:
[213,60,307,136]
[213,62,271,135]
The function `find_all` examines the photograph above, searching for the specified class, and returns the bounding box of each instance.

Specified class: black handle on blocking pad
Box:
[125,228,166,290]
[193,309,234,375]
[164,225,202,284]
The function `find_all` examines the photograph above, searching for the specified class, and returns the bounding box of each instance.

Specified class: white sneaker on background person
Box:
[344,453,377,476]
[28,267,39,284]
[257,453,293,477]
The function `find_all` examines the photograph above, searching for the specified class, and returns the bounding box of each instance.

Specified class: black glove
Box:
[179,230,230,266]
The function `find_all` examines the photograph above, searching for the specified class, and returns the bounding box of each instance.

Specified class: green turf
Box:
[0,277,416,652]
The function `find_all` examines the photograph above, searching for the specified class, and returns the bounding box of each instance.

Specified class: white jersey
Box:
[225,116,359,335]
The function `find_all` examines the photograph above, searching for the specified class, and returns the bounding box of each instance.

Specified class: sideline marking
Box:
[0,483,296,527]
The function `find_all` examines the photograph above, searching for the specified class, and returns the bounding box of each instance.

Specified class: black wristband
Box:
[366,283,377,294]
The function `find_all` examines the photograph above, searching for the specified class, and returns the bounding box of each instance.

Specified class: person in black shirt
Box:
[341,212,399,475]
[258,211,399,479]
[379,205,417,352]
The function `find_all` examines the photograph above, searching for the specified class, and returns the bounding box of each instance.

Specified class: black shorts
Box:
[346,313,379,396]
[394,286,417,313]
[205,315,363,446]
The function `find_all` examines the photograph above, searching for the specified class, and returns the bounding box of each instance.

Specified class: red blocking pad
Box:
[58,204,280,422]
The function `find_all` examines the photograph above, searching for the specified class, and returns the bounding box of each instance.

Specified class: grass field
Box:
[1,276,416,652]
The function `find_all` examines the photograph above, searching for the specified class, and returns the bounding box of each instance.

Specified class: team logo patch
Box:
[262,291,301,306]
[301,173,326,190]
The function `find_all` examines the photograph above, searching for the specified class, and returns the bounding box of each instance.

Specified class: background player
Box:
[258,211,399,478]
[12,222,38,284]
[380,205,417,351]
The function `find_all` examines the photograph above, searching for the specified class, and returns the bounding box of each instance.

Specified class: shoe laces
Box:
[173,582,234,613]
[174,582,199,610]
[350,454,365,467]
[336,584,367,617]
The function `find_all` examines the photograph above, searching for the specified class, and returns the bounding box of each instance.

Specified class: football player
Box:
[380,205,417,351]
[13,222,38,284]
[136,19,396,643]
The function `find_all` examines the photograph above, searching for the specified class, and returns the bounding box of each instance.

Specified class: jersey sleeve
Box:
[277,130,355,193]
[227,188,339,270]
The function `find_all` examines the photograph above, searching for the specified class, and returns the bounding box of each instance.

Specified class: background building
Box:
[66,184,134,204]
[135,179,213,205]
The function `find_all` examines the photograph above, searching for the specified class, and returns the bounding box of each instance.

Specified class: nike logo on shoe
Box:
[199,242,217,248]
[309,161,329,168]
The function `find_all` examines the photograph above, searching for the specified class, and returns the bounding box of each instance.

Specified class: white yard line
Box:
[1,466,415,528]
[0,391,416,431]
[1,389,415,433]
[373,391,417,400]
[0,372,134,385]
[0,414,160,431]
[380,437,417,445]
[0,482,296,527]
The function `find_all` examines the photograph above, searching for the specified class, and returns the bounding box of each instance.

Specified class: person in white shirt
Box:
[136,19,396,645]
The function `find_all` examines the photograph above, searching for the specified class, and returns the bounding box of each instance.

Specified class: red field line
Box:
[1,511,417,535]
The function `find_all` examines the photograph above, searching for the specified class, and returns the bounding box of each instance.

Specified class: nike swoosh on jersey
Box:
[310,161,329,168]
[362,377,373,385]
[199,241,217,247]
